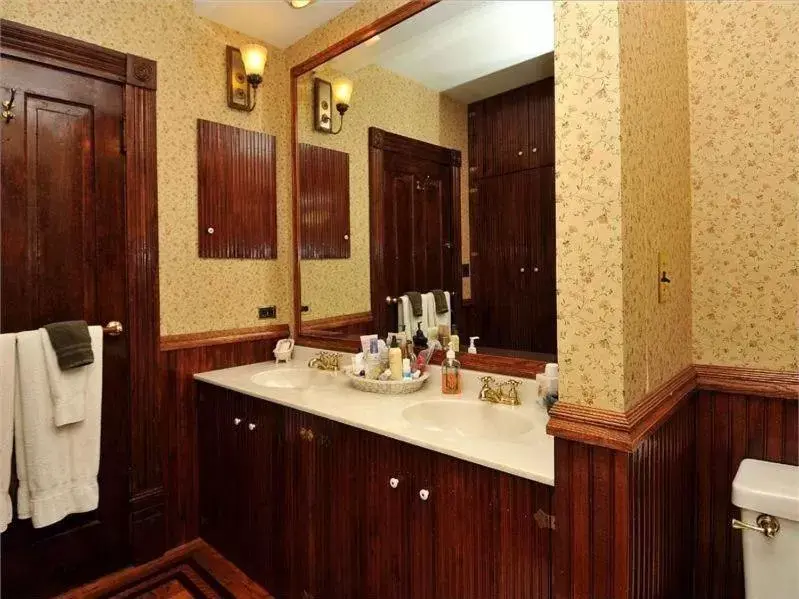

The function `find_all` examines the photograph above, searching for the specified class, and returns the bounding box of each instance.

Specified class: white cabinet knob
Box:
[389,477,399,489]
[419,489,430,501]
[520,267,525,273]
[344,234,349,240]
[207,227,215,234]
[248,423,256,431]
[233,417,242,426]
[533,266,540,273]
[532,147,538,153]
[517,150,524,156]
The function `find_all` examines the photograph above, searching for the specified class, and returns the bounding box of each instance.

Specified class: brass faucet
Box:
[307,351,341,371]
[478,375,522,406]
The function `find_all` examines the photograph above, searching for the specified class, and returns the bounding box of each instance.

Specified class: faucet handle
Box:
[479,375,496,385]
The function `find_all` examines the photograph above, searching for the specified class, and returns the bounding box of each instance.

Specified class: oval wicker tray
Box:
[346,371,430,395]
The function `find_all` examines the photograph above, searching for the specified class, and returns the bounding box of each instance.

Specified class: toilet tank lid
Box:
[732,459,799,521]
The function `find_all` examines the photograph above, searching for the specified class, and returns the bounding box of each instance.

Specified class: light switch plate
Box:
[658,252,670,304]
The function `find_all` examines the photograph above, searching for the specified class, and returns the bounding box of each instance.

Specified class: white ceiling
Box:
[328,0,554,103]
[194,0,358,49]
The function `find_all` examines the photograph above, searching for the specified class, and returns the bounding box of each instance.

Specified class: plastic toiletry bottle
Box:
[467,336,479,354]
[402,358,412,380]
[450,325,460,353]
[389,336,403,381]
[543,362,559,411]
[441,344,462,395]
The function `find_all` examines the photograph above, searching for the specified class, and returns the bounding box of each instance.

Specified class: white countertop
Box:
[194,346,554,486]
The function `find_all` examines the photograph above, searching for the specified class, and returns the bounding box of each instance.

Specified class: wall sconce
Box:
[226,43,268,112]
[314,77,353,134]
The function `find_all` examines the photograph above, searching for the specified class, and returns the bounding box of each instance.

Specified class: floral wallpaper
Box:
[555,0,626,409]
[619,0,692,409]
[296,65,468,322]
[0,0,293,335]
[555,0,692,411]
[688,0,799,371]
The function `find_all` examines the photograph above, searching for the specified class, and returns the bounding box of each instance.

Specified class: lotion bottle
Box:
[389,335,403,381]
[441,344,462,395]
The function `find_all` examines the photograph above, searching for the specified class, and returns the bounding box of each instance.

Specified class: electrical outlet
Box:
[658,252,671,304]
[258,306,277,319]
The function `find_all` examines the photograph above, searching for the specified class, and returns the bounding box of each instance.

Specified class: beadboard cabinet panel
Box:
[197,119,277,259]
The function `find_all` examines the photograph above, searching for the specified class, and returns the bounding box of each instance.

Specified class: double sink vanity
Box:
[195,345,554,599]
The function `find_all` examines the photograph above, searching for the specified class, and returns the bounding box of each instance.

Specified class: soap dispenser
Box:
[467,336,479,354]
[441,343,462,396]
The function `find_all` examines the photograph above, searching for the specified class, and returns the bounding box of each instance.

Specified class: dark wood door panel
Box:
[528,78,555,168]
[0,56,130,597]
[479,85,530,177]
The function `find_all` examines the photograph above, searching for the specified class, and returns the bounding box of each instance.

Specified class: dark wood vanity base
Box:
[197,382,553,599]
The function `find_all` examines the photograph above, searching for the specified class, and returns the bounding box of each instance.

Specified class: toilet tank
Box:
[732,459,799,599]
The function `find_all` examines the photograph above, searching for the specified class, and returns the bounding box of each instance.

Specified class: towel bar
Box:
[102,321,123,336]
[386,292,457,305]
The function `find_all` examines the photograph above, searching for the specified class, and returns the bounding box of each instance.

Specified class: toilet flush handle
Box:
[731,513,780,538]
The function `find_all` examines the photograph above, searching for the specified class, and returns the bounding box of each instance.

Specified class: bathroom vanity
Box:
[195,352,554,599]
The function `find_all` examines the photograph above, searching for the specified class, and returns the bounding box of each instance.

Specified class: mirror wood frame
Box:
[290,0,547,378]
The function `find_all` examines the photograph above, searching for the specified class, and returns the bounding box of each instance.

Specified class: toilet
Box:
[732,458,799,598]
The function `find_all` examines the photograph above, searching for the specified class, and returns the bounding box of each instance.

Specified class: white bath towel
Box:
[0,333,16,533]
[15,327,103,528]
[42,329,89,427]
[424,291,451,330]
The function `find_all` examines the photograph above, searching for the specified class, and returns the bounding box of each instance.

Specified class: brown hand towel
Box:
[404,292,424,318]
[431,289,449,315]
[43,321,94,370]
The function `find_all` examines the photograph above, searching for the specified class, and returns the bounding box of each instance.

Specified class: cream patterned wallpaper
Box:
[555,1,626,409]
[688,0,799,371]
[297,65,468,322]
[619,0,692,410]
[0,0,293,335]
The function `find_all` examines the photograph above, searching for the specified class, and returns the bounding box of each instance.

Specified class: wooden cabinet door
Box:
[431,455,498,599]
[285,410,362,599]
[527,78,555,168]
[479,85,530,177]
[198,386,249,568]
[531,166,557,355]
[243,399,285,596]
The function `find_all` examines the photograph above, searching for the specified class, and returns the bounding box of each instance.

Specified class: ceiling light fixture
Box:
[287,0,315,8]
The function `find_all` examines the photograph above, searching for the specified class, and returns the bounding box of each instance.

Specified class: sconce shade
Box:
[240,44,268,80]
[332,77,353,108]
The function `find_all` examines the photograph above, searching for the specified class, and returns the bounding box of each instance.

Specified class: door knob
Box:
[520,267,525,273]
[234,418,242,426]
[517,150,524,156]
[532,147,538,153]
[533,267,539,273]
[344,234,349,240]
[248,423,256,431]
[207,227,215,234]
[103,321,123,336]
[389,477,399,489]
[419,489,430,501]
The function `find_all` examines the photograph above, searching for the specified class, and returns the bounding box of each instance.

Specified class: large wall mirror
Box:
[293,0,556,366]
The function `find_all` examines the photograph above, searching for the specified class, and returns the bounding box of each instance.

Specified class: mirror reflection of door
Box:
[295,0,556,359]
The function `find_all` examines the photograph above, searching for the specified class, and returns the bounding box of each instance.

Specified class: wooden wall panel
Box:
[160,327,285,550]
[197,119,276,259]
[299,143,350,259]
[694,391,798,599]
[301,310,373,336]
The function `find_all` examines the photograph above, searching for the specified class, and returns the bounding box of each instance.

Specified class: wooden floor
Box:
[57,539,272,599]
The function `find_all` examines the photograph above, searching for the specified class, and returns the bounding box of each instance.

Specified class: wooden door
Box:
[369,128,461,335]
[0,57,131,593]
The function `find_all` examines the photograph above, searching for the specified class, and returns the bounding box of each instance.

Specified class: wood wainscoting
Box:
[548,365,798,599]
[302,311,373,337]
[159,325,289,549]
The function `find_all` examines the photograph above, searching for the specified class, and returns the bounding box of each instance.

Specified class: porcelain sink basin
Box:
[250,367,336,390]
[402,400,533,440]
